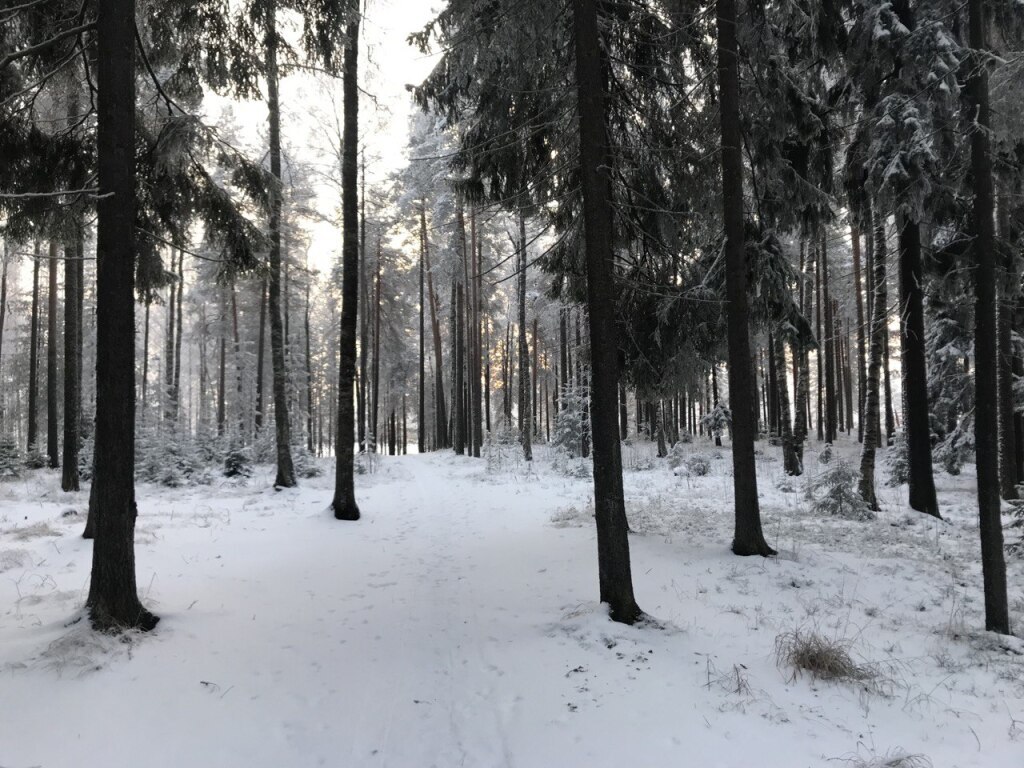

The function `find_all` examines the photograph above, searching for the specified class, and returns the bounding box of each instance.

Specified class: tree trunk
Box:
[793,243,809,466]
[46,241,59,467]
[814,242,824,442]
[859,207,886,511]
[775,333,801,475]
[173,248,183,420]
[718,0,774,555]
[61,225,83,491]
[897,217,940,517]
[331,3,362,519]
[571,0,642,623]
[418,200,426,454]
[822,235,837,445]
[304,272,314,452]
[518,210,532,461]
[254,277,267,436]
[967,0,1010,634]
[454,279,466,455]
[997,232,1017,499]
[358,164,369,452]
[372,243,381,452]
[423,207,447,448]
[852,226,867,442]
[86,0,157,631]
[28,242,40,452]
[217,297,226,438]
[265,3,296,488]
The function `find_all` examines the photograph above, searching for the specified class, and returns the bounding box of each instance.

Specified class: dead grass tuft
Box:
[774,628,873,684]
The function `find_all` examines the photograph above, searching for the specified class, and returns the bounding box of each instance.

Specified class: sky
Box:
[249,0,443,274]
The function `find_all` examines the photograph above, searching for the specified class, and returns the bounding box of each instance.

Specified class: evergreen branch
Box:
[0,21,95,70]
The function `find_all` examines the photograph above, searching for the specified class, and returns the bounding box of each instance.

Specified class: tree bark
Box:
[28,242,40,453]
[46,241,59,467]
[423,206,447,448]
[518,210,532,461]
[775,333,801,475]
[62,225,83,491]
[418,200,426,454]
[897,217,939,517]
[716,0,774,556]
[967,0,1010,634]
[86,0,157,631]
[265,1,296,487]
[852,225,867,443]
[254,277,267,436]
[859,208,886,511]
[571,0,642,623]
[331,3,361,519]
[822,235,837,445]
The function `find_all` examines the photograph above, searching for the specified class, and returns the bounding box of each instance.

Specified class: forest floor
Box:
[1,437,1023,768]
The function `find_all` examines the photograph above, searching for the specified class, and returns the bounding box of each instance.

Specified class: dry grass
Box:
[842,749,932,768]
[7,522,61,541]
[774,628,873,684]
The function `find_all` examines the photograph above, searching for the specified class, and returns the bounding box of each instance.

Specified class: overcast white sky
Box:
[203,0,442,273]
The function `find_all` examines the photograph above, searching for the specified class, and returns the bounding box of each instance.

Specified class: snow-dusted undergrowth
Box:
[1,437,1021,768]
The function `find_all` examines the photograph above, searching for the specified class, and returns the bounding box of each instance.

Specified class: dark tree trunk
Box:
[0,247,7,413]
[967,0,1010,634]
[86,0,157,631]
[331,4,361,520]
[766,334,778,436]
[852,225,867,443]
[859,207,886,511]
[372,245,381,451]
[423,209,447,448]
[897,218,940,517]
[418,201,426,454]
[217,298,226,437]
[173,249,183,419]
[232,284,245,438]
[163,257,175,423]
[46,241,59,467]
[357,167,369,451]
[716,0,772,554]
[793,243,809,465]
[304,275,314,452]
[518,211,532,461]
[454,278,465,455]
[571,0,642,623]
[28,242,40,452]
[62,226,83,491]
[254,277,267,436]
[266,3,296,488]
[822,236,837,445]
[814,243,824,442]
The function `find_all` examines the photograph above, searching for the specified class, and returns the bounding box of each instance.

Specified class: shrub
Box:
[884,431,910,487]
[292,445,323,478]
[223,444,252,478]
[817,443,834,465]
[700,403,731,442]
[683,454,711,477]
[24,448,47,470]
[807,460,875,521]
[0,435,21,480]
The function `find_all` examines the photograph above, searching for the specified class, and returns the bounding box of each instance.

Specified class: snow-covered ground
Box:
[1,438,1022,768]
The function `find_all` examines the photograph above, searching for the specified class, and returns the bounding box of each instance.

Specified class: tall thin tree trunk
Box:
[571,0,642,623]
[62,226,82,490]
[898,217,939,516]
[967,0,1010,634]
[793,243,809,466]
[423,213,447,449]
[418,200,426,454]
[859,208,886,511]
[254,277,267,436]
[46,241,59,467]
[518,210,532,461]
[331,2,362,519]
[996,199,1017,499]
[822,235,837,445]
[852,225,867,442]
[28,242,40,452]
[86,0,157,630]
[305,272,314,453]
[372,244,381,452]
[776,333,800,475]
[814,242,824,442]
[173,248,183,420]
[265,2,296,487]
[717,0,774,556]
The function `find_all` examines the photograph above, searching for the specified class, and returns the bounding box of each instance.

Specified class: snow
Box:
[1,439,1022,768]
